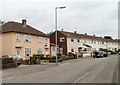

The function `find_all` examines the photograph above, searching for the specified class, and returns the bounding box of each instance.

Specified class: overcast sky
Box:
[0,0,119,39]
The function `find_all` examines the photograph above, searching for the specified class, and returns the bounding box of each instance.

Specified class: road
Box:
[2,55,118,83]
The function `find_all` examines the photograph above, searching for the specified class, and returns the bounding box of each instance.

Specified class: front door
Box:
[16,48,21,57]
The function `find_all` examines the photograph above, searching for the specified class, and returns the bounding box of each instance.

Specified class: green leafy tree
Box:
[47,31,53,37]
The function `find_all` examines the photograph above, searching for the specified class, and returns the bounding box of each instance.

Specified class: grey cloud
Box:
[0,0,118,38]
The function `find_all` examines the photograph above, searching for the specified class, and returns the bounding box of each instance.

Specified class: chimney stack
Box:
[61,29,64,31]
[85,33,87,35]
[74,31,77,33]
[22,19,27,28]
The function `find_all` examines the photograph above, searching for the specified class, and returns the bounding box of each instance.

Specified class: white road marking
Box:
[72,71,90,84]
[59,63,69,66]
[1,76,14,80]
[6,76,13,79]
[19,65,30,67]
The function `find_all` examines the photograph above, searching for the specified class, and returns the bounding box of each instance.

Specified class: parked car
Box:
[93,50,108,58]
[101,51,108,57]
[118,52,120,55]
[2,55,22,66]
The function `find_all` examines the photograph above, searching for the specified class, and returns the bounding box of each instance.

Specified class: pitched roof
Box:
[59,30,118,43]
[1,21,47,37]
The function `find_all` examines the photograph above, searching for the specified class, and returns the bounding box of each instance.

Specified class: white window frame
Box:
[52,47,55,51]
[16,48,20,56]
[60,37,65,42]
[38,37,43,42]
[37,49,43,54]
[24,35,31,42]
[16,34,20,41]
[24,48,31,56]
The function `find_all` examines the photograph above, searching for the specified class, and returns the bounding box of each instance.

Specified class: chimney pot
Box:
[22,19,27,28]
[85,33,87,35]
[61,29,64,31]
[74,31,77,33]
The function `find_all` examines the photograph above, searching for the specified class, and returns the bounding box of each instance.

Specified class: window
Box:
[84,40,86,43]
[71,49,74,52]
[52,47,55,51]
[102,42,104,44]
[94,41,96,44]
[37,49,43,54]
[83,48,87,51]
[24,35,31,41]
[45,49,49,54]
[60,48,63,54]
[80,39,83,43]
[77,39,80,42]
[71,38,74,42]
[38,37,43,42]
[45,38,48,42]
[16,48,20,56]
[60,37,65,42]
[16,34,20,41]
[25,48,31,56]
[91,40,94,44]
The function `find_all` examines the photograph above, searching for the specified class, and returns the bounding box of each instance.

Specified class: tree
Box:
[47,31,53,37]
[104,36,112,39]
[0,20,7,26]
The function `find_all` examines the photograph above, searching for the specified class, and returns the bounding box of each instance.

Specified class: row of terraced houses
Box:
[0,20,119,59]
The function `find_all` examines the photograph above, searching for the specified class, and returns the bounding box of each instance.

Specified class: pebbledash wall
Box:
[1,32,50,60]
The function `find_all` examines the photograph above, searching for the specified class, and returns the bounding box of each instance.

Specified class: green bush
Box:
[41,60,50,62]
[33,54,44,57]
[22,60,30,65]
[57,53,62,57]
[99,48,108,52]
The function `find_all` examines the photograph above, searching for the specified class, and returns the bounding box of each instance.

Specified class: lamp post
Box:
[55,6,66,65]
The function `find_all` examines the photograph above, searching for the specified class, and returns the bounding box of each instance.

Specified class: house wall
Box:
[67,37,119,53]
[67,38,83,54]
[106,42,118,51]
[50,31,67,55]
[1,32,50,59]
[2,33,14,56]
[0,34,2,57]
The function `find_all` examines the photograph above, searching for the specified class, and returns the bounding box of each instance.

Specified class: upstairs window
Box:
[16,34,20,41]
[45,38,48,42]
[24,35,31,42]
[38,37,43,42]
[60,37,65,42]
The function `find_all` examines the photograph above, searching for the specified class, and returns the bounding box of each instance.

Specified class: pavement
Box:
[2,55,118,83]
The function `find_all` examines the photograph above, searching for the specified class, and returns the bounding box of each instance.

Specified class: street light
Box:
[55,6,66,65]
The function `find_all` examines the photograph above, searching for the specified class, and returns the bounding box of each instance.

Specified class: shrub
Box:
[33,54,44,57]
[99,48,108,52]
[21,60,30,65]
[47,55,54,58]
[57,53,62,57]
